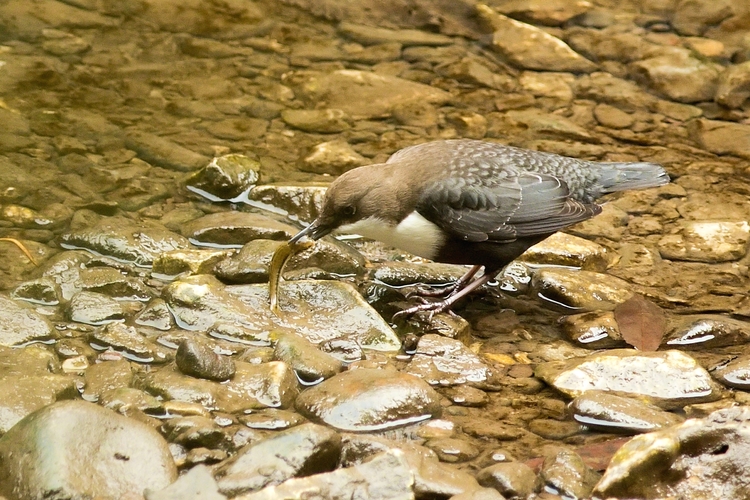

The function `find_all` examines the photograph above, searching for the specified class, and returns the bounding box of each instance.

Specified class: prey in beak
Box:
[288,219,333,244]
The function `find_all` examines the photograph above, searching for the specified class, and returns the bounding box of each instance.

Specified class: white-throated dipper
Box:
[289,139,669,317]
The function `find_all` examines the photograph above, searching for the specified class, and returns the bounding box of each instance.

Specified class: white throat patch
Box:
[337,211,445,259]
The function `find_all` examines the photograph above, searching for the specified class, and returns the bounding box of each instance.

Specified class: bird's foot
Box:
[406,282,460,299]
[392,298,455,322]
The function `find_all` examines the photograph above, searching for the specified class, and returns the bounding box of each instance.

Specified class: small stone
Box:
[272,332,343,384]
[176,339,236,381]
[569,390,684,433]
[424,437,479,463]
[186,154,260,201]
[83,359,134,402]
[560,310,626,349]
[630,47,720,103]
[715,61,750,109]
[301,139,369,175]
[181,212,298,247]
[67,291,126,325]
[239,408,306,430]
[125,131,209,172]
[247,183,327,224]
[11,277,61,306]
[406,334,495,387]
[281,109,350,133]
[476,462,537,499]
[593,103,634,129]
[531,268,633,312]
[441,386,489,407]
[0,296,55,347]
[295,368,441,432]
[522,232,616,271]
[539,449,600,500]
[688,118,750,160]
[666,316,750,349]
[89,323,156,363]
[658,220,750,262]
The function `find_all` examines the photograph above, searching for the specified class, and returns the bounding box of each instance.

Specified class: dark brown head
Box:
[289,163,417,243]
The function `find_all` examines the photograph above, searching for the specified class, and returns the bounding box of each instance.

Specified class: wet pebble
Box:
[0,296,54,346]
[295,367,441,431]
[476,462,537,500]
[186,154,260,201]
[630,47,720,103]
[182,212,298,247]
[715,61,750,109]
[239,408,306,430]
[215,422,341,496]
[246,184,326,224]
[595,406,750,499]
[67,291,126,325]
[559,310,626,349]
[521,232,616,271]
[424,437,479,463]
[371,260,469,287]
[712,356,750,389]
[0,400,176,499]
[78,266,152,301]
[135,298,175,331]
[145,464,225,500]
[666,315,750,349]
[301,139,369,175]
[272,332,343,385]
[569,390,684,434]
[11,277,61,305]
[440,385,489,407]
[406,334,495,387]
[176,339,236,381]
[82,358,134,402]
[152,248,230,278]
[163,415,228,449]
[531,268,633,311]
[536,349,722,409]
[89,323,157,363]
[658,220,750,262]
[539,449,600,500]
[125,130,209,172]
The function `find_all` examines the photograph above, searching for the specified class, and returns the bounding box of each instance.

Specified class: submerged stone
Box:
[559,310,627,349]
[405,334,495,387]
[535,349,722,409]
[60,216,189,266]
[569,390,684,434]
[186,154,260,201]
[182,212,299,247]
[67,291,126,325]
[0,400,177,499]
[666,315,750,349]
[531,268,633,311]
[0,296,55,347]
[594,406,750,499]
[11,277,61,305]
[295,368,442,432]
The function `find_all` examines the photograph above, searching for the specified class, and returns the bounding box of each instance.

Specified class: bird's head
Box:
[289,164,403,243]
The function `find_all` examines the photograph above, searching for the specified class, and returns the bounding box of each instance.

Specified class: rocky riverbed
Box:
[1,0,750,499]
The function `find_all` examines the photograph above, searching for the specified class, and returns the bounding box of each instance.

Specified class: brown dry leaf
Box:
[614,294,667,351]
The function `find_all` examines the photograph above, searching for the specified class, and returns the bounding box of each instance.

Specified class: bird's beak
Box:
[289,219,333,244]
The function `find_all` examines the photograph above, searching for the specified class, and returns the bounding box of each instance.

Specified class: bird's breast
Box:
[336,211,445,260]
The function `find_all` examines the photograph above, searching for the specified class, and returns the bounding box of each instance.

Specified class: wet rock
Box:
[671,0,734,36]
[285,69,452,120]
[79,266,152,301]
[476,462,537,499]
[61,216,190,266]
[0,400,176,499]
[88,322,157,363]
[272,332,343,384]
[82,358,134,402]
[713,356,750,389]
[182,212,298,247]
[658,220,750,262]
[152,248,230,277]
[163,416,228,449]
[186,154,260,201]
[145,464,225,500]
[11,277,61,305]
[531,268,633,312]
[0,296,55,347]
[560,310,627,349]
[125,130,209,172]
[594,406,750,498]
[176,339,236,381]
[406,334,495,387]
[281,108,351,134]
[630,47,720,103]
[688,119,750,160]
[100,387,163,415]
[340,434,481,498]
[666,316,750,349]
[301,139,369,175]
[505,108,595,142]
[215,422,341,496]
[440,385,489,407]
[424,437,479,463]
[239,408,306,430]
[528,419,581,440]
[215,237,364,284]
[136,298,175,331]
[539,449,600,500]
[237,448,412,500]
[593,102,635,129]
[0,345,78,433]
[371,261,469,287]
[246,184,327,224]
[569,390,684,434]
[295,368,441,431]
[521,232,616,271]
[478,5,596,73]
[715,61,750,109]
[338,22,453,46]
[536,349,722,409]
[575,71,658,112]
[67,291,126,325]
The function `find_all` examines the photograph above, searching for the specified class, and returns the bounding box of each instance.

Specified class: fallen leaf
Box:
[614,294,667,351]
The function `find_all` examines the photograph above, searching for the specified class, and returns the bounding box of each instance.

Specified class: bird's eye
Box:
[341,205,356,217]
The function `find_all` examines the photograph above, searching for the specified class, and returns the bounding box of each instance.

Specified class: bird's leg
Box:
[407,265,483,298]
[393,269,498,321]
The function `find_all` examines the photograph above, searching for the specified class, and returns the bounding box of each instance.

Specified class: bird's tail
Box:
[596,162,669,193]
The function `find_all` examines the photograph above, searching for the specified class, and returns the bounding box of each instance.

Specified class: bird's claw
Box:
[406,284,456,299]
[392,299,451,322]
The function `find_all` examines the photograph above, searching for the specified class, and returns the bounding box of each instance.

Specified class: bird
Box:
[288,139,669,318]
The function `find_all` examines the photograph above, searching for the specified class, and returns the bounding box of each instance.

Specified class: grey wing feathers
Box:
[417,171,600,243]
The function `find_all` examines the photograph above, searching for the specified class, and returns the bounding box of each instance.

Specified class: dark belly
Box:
[433,235,550,273]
